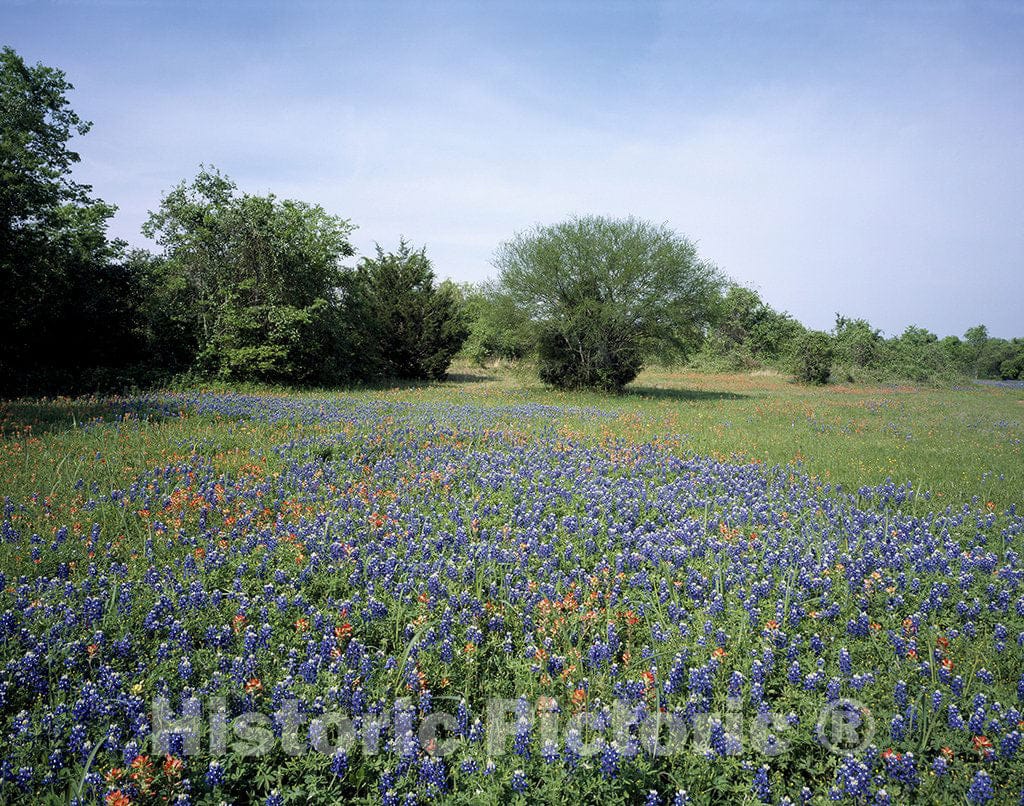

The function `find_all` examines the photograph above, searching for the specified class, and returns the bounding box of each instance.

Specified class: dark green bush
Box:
[353,241,469,381]
[536,316,644,392]
[793,330,834,384]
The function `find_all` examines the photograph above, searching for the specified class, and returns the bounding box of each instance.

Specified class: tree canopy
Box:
[139,171,470,386]
[491,215,723,390]
[142,168,358,384]
[0,46,135,395]
[2,47,1021,396]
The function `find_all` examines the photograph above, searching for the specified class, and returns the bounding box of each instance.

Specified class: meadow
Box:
[1,366,1022,805]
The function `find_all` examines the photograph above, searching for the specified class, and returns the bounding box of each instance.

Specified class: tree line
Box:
[689,289,1024,385]
[0,47,467,396]
[463,267,1024,388]
[2,46,1021,398]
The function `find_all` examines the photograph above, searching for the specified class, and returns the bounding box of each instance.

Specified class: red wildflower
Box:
[162,755,183,777]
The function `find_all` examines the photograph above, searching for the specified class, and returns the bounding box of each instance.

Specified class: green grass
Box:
[1,365,1022,805]
[340,364,1024,508]
[2,364,1021,510]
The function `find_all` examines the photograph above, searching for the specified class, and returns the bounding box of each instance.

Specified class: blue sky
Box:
[6,1,1023,337]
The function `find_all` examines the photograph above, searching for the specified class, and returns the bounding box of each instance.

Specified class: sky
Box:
[5,0,1023,338]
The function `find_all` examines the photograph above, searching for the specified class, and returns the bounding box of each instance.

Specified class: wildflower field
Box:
[1,368,1022,805]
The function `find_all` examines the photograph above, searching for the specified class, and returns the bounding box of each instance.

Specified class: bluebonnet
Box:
[2,392,1023,804]
[966,770,995,805]
[752,764,772,803]
[600,740,621,779]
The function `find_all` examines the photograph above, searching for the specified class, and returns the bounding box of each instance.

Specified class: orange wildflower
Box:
[162,755,183,777]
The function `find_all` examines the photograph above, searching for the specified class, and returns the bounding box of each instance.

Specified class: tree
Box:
[0,47,94,247]
[0,46,130,395]
[697,283,804,370]
[935,335,966,376]
[961,325,1021,380]
[122,249,198,382]
[353,240,469,380]
[998,339,1024,380]
[886,325,944,382]
[716,285,765,348]
[977,337,1019,380]
[143,168,357,383]
[833,315,882,369]
[748,309,804,364]
[460,281,536,366]
[964,325,989,378]
[792,330,834,384]
[492,215,722,391]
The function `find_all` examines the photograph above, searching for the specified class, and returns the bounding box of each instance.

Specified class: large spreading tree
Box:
[492,215,723,391]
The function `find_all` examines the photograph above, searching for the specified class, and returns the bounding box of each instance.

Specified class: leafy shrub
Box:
[536,315,643,391]
[793,330,834,384]
[142,168,358,385]
[460,282,535,366]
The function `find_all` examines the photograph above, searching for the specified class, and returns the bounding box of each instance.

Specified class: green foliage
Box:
[823,319,1024,386]
[747,307,805,363]
[998,340,1024,380]
[832,315,882,369]
[714,285,767,351]
[536,312,644,391]
[0,46,140,396]
[792,330,834,384]
[351,240,469,381]
[459,281,536,366]
[963,324,989,378]
[875,326,953,384]
[692,284,805,371]
[142,167,357,384]
[688,290,1024,387]
[694,305,1024,388]
[129,249,200,382]
[0,46,92,231]
[977,336,1024,380]
[4,50,1022,396]
[492,215,722,391]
